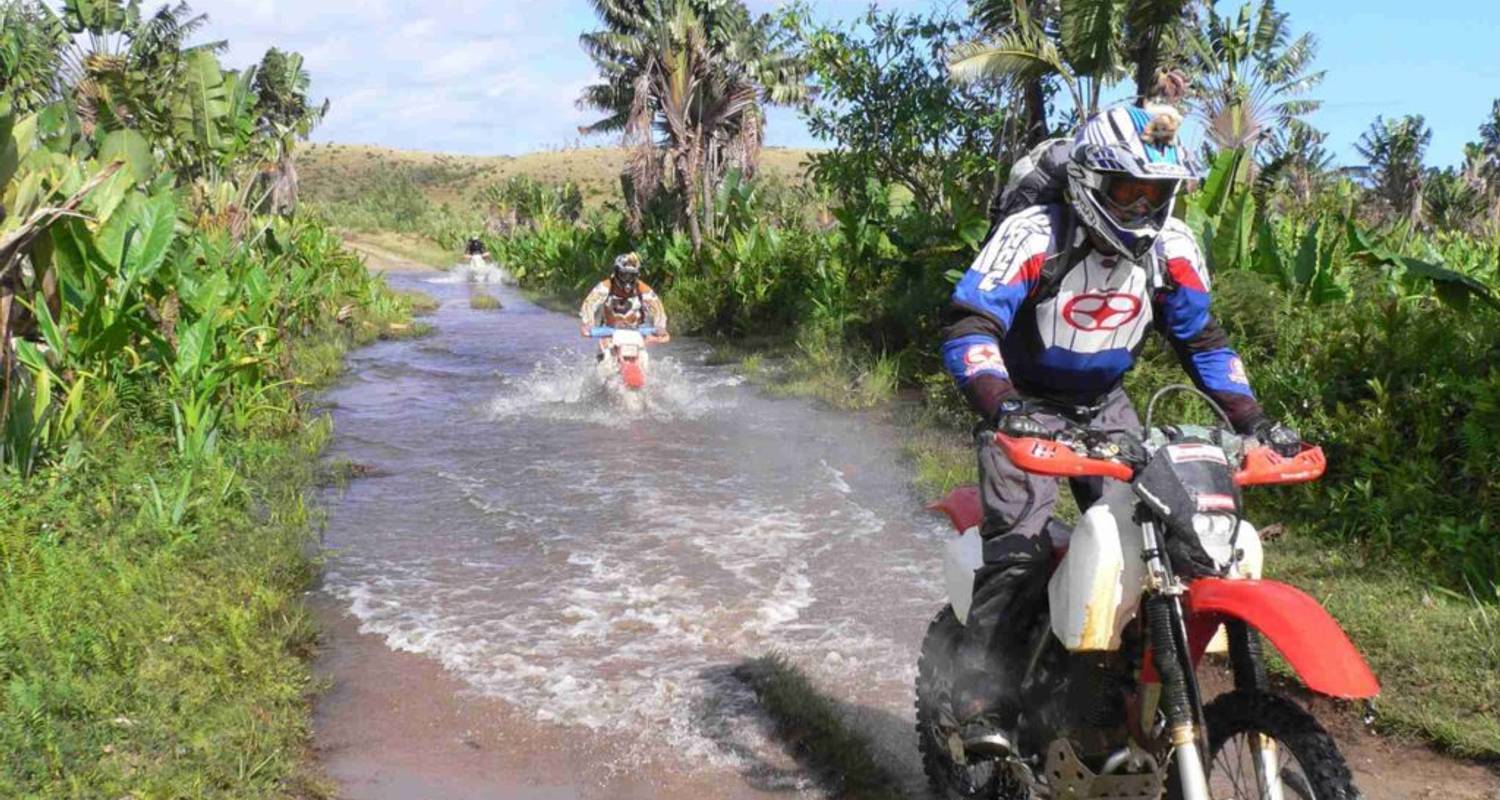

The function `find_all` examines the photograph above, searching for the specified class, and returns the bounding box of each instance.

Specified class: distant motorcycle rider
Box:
[464,235,486,257]
[939,104,1301,753]
[579,252,670,344]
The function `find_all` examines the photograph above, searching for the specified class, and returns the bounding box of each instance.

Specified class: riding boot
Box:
[951,556,1050,755]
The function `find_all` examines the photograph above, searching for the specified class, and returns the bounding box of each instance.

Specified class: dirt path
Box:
[1194,666,1500,800]
[313,606,1500,800]
[311,600,808,800]
[342,231,448,272]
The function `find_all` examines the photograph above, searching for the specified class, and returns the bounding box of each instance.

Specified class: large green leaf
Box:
[99,128,155,185]
[96,191,142,269]
[1291,220,1319,289]
[124,191,177,283]
[1210,189,1254,272]
[1346,217,1499,310]
[1060,0,1126,78]
[172,50,231,160]
[0,103,18,190]
[1198,147,1245,219]
[1396,256,1499,311]
[1253,216,1290,288]
[174,312,218,383]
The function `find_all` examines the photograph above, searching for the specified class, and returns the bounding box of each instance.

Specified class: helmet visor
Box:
[1101,176,1176,226]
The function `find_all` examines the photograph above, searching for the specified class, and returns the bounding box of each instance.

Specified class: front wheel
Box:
[915,607,1014,799]
[1169,690,1362,800]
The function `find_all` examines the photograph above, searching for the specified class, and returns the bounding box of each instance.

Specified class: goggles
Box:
[1088,173,1178,226]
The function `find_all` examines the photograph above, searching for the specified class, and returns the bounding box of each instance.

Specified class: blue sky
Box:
[190,0,1498,168]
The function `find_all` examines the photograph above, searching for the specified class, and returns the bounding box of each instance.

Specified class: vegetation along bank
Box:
[0,2,423,794]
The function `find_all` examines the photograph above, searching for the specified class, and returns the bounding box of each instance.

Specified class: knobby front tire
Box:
[1169,690,1363,800]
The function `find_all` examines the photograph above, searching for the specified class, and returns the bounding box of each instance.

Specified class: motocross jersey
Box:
[941,204,1263,428]
[579,279,668,332]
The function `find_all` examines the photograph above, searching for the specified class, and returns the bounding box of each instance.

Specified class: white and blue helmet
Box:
[1067,105,1201,259]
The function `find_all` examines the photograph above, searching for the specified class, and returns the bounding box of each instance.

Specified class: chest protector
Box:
[603,291,645,328]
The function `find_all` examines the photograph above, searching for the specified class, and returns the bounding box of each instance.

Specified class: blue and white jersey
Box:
[942,205,1257,416]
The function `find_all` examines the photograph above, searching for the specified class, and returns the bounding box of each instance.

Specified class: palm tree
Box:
[251,47,327,214]
[50,0,225,140]
[1355,114,1431,226]
[0,2,68,113]
[1183,0,1323,154]
[949,0,1193,125]
[1256,124,1333,208]
[1476,99,1500,224]
[1424,162,1486,235]
[577,0,806,247]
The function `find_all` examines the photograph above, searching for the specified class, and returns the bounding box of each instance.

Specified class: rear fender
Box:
[1187,578,1380,699]
[929,486,982,535]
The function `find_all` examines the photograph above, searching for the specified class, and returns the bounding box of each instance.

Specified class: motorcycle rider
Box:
[939,104,1302,754]
[579,252,671,346]
[464,235,486,258]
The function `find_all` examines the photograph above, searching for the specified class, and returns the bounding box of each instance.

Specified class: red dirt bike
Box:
[589,325,658,392]
[917,386,1379,800]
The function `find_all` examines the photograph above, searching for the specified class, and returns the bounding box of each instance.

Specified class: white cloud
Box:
[184,0,923,154]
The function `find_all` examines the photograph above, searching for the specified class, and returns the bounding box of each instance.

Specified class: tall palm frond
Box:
[1356,114,1431,226]
[580,0,807,246]
[948,30,1081,112]
[1185,0,1323,153]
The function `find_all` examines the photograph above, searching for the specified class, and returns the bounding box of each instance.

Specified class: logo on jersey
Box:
[1228,356,1249,385]
[1061,293,1144,332]
[962,343,1006,377]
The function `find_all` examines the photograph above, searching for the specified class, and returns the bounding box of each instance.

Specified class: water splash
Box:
[426,257,515,285]
[487,350,728,425]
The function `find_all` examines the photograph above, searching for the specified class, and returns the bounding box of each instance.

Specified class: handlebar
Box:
[589,326,658,338]
[996,430,1326,487]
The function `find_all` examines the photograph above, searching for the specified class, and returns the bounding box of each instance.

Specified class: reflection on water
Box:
[319,267,950,780]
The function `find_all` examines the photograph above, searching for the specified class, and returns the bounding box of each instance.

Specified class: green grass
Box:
[1270,540,1500,758]
[735,654,904,800]
[0,414,333,798]
[299,142,813,211]
[0,298,408,797]
[396,289,440,315]
[469,290,502,310]
[741,330,903,411]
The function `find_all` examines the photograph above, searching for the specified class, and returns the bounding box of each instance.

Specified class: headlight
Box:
[1192,513,1237,564]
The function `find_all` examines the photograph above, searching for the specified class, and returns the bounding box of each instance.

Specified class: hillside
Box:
[298,142,816,211]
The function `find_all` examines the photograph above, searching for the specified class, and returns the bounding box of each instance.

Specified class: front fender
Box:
[1188,578,1380,699]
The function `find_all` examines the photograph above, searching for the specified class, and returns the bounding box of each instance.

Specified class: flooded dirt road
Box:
[313,265,945,797]
[312,265,1500,799]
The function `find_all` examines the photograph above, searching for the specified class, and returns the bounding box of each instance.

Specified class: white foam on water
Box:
[322,461,929,778]
[323,313,947,786]
[422,257,516,285]
[486,350,729,425]
[820,460,853,495]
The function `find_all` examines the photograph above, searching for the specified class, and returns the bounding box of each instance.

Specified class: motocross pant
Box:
[953,388,1141,723]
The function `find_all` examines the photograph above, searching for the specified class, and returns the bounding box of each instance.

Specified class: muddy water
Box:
[316,266,951,797]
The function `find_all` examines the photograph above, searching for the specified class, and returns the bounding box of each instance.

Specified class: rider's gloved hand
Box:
[993,399,1048,439]
[1252,418,1302,458]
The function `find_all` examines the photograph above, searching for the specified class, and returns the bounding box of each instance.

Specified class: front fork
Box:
[1229,619,1286,800]
[1145,517,1285,800]
[1141,520,1213,799]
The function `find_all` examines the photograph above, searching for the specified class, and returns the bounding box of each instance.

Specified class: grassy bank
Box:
[299,143,813,213]
[0,241,422,796]
[735,655,904,800]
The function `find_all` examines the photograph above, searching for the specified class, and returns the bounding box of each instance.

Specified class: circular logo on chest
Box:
[1061,293,1143,331]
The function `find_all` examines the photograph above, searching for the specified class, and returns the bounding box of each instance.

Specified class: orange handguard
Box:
[996,434,1136,482]
[1234,445,1326,486]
